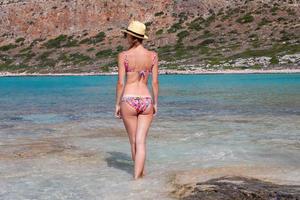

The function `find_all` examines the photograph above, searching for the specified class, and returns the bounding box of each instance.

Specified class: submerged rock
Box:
[181,176,300,200]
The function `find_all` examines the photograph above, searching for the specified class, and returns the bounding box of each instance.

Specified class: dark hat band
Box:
[125,29,145,37]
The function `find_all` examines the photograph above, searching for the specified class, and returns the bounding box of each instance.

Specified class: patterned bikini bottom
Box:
[121,96,153,114]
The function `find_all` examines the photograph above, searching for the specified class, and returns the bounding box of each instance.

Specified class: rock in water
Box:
[182,176,300,200]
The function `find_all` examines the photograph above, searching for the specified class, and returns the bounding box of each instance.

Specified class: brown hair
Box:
[123,32,143,44]
[132,35,143,44]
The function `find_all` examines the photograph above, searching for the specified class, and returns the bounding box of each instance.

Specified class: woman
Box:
[115,20,159,180]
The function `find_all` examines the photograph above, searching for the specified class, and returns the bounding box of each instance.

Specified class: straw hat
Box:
[121,20,148,40]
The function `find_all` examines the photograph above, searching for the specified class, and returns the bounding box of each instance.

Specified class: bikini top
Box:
[124,53,157,78]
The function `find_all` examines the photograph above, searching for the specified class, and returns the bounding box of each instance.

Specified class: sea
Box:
[0,73,299,199]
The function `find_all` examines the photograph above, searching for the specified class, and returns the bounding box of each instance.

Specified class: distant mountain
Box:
[0,0,299,73]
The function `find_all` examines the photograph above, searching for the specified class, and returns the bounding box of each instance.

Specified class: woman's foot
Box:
[133,170,145,180]
[133,174,142,180]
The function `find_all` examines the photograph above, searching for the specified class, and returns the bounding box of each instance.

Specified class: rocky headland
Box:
[0,0,299,73]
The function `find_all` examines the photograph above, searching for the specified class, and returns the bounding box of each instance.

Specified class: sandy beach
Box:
[0,68,300,77]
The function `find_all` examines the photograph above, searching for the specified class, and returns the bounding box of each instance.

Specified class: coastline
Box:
[1,68,300,77]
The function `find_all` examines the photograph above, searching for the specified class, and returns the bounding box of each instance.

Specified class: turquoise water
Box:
[0,74,300,199]
[1,74,299,124]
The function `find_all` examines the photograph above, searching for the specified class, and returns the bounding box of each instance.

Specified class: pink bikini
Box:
[121,53,157,114]
[123,53,156,78]
[121,96,153,114]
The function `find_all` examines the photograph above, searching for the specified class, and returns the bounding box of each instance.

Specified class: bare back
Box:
[122,48,157,96]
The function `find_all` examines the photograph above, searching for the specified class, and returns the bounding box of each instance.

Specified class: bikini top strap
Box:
[151,53,157,71]
[124,54,129,71]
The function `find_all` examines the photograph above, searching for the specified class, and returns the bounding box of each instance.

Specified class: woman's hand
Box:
[153,104,158,116]
[115,104,122,119]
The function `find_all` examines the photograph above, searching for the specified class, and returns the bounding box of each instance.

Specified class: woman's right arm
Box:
[115,52,125,118]
[151,52,159,115]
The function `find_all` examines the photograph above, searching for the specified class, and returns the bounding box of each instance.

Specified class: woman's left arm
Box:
[115,52,125,118]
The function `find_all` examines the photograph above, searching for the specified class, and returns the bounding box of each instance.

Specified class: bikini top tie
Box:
[124,53,156,78]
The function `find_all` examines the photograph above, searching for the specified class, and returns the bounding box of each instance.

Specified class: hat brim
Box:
[121,29,148,40]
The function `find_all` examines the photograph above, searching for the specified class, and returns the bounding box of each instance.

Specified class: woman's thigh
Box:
[135,103,153,144]
[120,101,138,144]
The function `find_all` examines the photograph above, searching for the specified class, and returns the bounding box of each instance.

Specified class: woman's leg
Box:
[120,101,138,161]
[134,104,153,179]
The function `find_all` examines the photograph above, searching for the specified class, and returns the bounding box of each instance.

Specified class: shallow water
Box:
[0,74,300,199]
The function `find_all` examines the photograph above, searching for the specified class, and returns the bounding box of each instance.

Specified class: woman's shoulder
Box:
[117,50,129,61]
[118,49,157,58]
[118,50,128,57]
[148,50,158,59]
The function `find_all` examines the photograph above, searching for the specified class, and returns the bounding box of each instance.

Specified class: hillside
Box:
[0,0,299,73]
